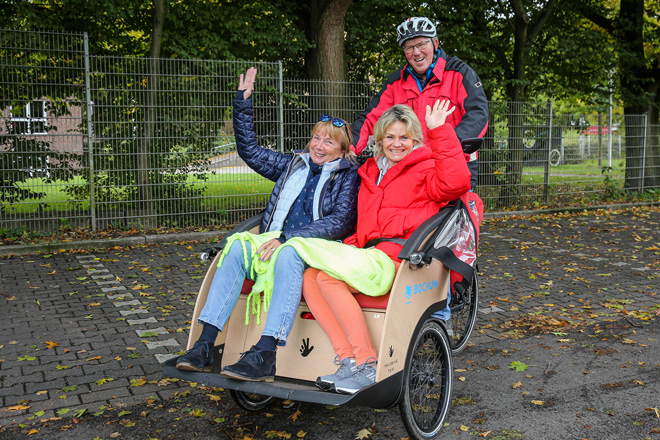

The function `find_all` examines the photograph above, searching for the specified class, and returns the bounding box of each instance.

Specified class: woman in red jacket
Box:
[302,101,471,394]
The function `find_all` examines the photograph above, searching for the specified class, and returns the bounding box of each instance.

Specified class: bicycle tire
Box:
[449,273,479,354]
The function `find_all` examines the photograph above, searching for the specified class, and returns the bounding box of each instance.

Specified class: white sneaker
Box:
[333,358,377,394]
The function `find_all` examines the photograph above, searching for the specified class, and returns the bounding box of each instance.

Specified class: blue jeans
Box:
[197,240,305,346]
[431,284,452,321]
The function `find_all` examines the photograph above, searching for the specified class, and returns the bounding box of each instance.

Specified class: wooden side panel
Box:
[374,260,449,382]
[223,298,387,382]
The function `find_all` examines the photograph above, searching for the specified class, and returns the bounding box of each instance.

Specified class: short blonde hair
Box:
[373,105,424,157]
[305,117,355,162]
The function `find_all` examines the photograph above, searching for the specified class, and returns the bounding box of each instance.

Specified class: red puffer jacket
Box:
[344,123,471,261]
[351,49,489,155]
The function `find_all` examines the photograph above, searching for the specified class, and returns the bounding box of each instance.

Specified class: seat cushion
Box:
[238,280,389,309]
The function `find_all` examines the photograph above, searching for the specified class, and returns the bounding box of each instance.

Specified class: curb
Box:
[0,230,226,257]
[1,202,657,257]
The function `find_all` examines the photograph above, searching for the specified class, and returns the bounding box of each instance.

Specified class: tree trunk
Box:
[136,0,166,225]
[583,0,660,191]
[305,0,352,115]
[499,0,558,207]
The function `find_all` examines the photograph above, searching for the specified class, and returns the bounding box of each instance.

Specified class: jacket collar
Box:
[401,48,448,89]
[364,146,432,187]
[292,152,356,173]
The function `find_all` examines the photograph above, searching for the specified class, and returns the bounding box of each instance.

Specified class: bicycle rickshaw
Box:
[163,191,481,440]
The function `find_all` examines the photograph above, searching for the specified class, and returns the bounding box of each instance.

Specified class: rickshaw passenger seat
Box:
[238,280,391,310]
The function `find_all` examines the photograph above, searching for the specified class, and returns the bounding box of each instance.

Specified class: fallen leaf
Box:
[355,428,372,439]
[509,361,528,371]
[531,400,544,405]
[644,407,660,418]
[288,409,302,422]
[2,404,30,411]
[130,378,147,387]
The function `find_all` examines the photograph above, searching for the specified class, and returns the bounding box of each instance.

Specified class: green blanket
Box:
[216,232,396,324]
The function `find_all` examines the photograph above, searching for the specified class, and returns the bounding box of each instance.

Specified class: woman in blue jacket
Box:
[175,68,360,381]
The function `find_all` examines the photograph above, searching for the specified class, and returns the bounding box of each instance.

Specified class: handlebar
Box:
[199,247,219,261]
[460,138,483,155]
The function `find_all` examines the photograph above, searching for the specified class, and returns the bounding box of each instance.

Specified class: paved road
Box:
[1,206,658,439]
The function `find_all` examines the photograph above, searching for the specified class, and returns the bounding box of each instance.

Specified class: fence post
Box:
[641,113,647,192]
[608,72,613,169]
[83,33,96,231]
[543,101,553,203]
[278,60,284,153]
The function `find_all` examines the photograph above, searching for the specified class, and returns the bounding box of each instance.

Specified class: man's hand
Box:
[238,67,257,100]
[257,238,282,261]
[426,99,456,130]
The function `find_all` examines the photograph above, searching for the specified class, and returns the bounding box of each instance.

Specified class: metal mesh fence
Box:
[478,102,639,210]
[1,28,659,234]
[282,79,378,151]
[86,57,281,229]
[1,29,88,232]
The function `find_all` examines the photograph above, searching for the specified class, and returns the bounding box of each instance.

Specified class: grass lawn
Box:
[2,172,274,215]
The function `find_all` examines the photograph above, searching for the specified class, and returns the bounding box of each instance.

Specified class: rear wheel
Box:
[229,390,277,411]
[399,320,453,439]
[449,273,479,354]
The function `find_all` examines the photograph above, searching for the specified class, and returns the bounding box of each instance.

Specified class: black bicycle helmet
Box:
[396,17,437,46]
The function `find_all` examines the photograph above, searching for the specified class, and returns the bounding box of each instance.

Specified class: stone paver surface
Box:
[1,206,658,428]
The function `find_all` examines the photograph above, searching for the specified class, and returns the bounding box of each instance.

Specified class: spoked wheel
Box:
[399,320,453,440]
[229,390,277,411]
[449,272,479,354]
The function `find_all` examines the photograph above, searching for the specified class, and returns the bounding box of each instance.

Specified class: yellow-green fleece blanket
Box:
[216,232,396,324]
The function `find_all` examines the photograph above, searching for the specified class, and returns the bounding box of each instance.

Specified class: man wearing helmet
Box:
[351,17,488,188]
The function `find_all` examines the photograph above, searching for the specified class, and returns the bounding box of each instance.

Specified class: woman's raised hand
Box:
[425,99,456,131]
[238,67,258,100]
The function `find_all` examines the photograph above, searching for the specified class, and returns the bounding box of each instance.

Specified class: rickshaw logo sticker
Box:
[299,337,314,357]
[404,279,439,304]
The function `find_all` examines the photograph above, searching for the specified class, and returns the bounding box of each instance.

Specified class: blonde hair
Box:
[373,105,424,157]
[305,118,356,163]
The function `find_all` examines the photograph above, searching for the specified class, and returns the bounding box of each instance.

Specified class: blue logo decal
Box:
[404,279,439,304]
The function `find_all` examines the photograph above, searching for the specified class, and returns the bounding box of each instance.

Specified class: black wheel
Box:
[449,273,479,354]
[399,320,453,440]
[229,390,277,411]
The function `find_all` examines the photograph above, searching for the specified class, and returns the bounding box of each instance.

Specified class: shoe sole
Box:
[334,386,359,394]
[315,378,334,391]
[176,362,212,372]
[220,369,274,382]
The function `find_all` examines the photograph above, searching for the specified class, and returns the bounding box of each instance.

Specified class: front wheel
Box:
[399,320,453,440]
[229,390,277,411]
[449,273,479,354]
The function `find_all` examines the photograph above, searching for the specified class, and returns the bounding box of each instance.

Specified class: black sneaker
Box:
[221,345,276,382]
[176,341,214,372]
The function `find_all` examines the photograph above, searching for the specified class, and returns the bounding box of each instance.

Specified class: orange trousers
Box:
[302,263,399,366]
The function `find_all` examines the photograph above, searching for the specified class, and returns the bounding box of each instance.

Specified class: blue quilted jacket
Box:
[233,96,360,241]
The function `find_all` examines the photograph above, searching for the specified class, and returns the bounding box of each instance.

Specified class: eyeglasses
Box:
[403,40,432,54]
[319,114,346,128]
